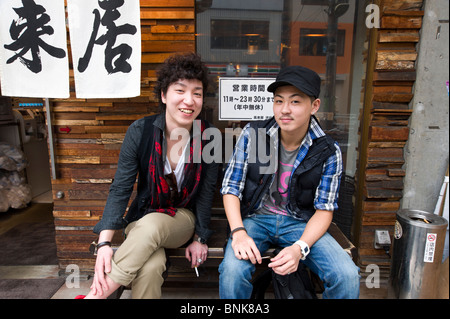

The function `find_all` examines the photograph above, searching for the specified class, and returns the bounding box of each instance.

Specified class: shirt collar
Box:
[309,115,326,140]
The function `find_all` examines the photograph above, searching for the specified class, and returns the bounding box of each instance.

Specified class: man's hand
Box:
[91,245,114,296]
[185,240,208,268]
[231,230,262,265]
[268,244,302,275]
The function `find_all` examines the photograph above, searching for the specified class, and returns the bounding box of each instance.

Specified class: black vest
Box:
[240,118,337,221]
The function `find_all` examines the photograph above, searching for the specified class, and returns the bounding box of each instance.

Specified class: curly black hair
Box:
[154,52,209,111]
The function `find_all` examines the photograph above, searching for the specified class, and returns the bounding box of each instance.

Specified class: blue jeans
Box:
[219,215,360,299]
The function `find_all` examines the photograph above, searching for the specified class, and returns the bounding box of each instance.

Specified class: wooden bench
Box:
[164,211,356,284]
[107,207,356,298]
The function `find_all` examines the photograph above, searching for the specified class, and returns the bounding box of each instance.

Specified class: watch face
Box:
[89,242,96,254]
[198,237,206,244]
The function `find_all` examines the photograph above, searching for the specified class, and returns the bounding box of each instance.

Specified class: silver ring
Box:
[197,258,203,263]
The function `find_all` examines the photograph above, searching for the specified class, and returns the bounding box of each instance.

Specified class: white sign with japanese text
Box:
[424,233,437,263]
[219,77,275,121]
[67,0,141,98]
[0,0,70,98]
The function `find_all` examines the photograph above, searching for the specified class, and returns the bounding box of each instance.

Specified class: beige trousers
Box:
[107,208,195,299]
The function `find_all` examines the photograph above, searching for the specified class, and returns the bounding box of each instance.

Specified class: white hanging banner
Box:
[67,0,141,98]
[0,0,70,98]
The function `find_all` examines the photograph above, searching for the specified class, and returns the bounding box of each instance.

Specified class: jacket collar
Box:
[153,112,166,132]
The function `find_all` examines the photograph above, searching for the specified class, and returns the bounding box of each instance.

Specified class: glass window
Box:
[211,19,270,51]
[299,28,346,56]
[196,0,368,181]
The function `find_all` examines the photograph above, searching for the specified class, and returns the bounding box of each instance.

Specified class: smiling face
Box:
[273,85,320,143]
[162,78,203,132]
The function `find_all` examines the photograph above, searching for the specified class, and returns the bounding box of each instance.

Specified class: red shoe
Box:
[74,295,86,299]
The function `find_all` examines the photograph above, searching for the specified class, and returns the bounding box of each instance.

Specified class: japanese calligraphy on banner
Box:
[67,0,141,98]
[0,0,70,98]
[219,78,275,121]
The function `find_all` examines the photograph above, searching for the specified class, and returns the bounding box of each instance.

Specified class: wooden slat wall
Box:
[51,1,196,273]
[355,0,423,268]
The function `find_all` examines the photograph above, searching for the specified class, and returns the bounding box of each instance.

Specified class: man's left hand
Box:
[185,241,208,268]
[268,245,302,275]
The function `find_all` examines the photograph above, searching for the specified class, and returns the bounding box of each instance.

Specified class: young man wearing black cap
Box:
[219,66,360,299]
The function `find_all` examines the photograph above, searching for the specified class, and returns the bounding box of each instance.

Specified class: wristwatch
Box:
[294,240,310,260]
[195,235,206,244]
[89,241,111,255]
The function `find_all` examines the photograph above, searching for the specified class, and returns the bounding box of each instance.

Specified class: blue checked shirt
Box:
[221,116,343,216]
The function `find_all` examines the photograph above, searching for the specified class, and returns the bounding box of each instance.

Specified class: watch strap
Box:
[230,227,246,239]
[89,241,111,255]
[96,241,112,249]
[294,240,310,260]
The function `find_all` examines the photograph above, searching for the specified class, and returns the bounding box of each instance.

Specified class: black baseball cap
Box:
[267,66,321,99]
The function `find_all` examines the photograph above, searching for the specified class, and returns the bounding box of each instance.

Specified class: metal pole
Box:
[324,0,338,113]
[44,98,57,179]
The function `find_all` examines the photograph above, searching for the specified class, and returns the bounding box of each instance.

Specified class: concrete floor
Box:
[0,202,447,300]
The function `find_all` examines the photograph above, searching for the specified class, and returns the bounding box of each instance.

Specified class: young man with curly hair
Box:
[83,53,219,299]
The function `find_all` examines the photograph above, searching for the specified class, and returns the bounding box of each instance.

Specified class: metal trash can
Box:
[390,209,448,299]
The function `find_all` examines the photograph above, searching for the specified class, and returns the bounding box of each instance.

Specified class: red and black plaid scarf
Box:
[147,120,204,216]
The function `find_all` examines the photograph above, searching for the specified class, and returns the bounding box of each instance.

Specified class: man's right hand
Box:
[91,245,114,296]
[230,230,262,265]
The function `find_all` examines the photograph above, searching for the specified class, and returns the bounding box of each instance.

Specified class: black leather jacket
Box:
[93,113,219,241]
